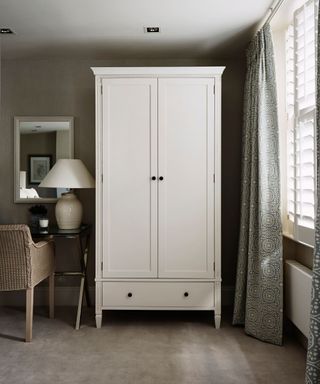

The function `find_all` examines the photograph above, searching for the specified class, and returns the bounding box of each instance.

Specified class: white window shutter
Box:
[285,0,317,246]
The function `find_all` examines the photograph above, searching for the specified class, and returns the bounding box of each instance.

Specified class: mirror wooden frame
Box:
[14,116,74,203]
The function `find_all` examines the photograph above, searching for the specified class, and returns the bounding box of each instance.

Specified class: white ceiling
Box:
[0,0,273,59]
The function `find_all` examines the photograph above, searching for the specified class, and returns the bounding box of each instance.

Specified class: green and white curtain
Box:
[233,24,283,346]
[305,4,320,382]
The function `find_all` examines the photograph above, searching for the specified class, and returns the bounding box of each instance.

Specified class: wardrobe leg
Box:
[214,314,221,329]
[96,313,102,328]
[214,281,221,329]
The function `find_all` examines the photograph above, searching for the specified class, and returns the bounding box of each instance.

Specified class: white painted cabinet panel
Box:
[93,67,224,329]
[158,78,215,278]
[102,281,214,308]
[101,78,158,277]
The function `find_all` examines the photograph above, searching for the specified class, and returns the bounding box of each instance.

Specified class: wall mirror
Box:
[14,116,74,203]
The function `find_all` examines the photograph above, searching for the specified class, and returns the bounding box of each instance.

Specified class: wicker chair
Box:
[0,224,55,342]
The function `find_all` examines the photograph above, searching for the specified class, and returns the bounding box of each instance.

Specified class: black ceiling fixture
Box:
[0,28,14,34]
[145,27,160,33]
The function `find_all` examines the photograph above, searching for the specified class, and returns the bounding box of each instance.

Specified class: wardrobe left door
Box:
[101,78,158,277]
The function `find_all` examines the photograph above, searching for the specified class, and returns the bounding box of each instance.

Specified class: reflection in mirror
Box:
[14,117,74,203]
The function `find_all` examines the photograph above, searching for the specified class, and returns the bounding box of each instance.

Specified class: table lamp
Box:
[39,159,95,229]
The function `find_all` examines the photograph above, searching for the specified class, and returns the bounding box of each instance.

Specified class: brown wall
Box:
[0,57,245,296]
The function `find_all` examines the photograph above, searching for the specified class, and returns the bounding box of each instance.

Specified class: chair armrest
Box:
[30,240,55,287]
[32,240,54,249]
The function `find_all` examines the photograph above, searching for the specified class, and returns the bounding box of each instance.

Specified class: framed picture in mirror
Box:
[29,155,52,184]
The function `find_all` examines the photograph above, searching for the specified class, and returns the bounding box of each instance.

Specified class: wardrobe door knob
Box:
[151,176,156,180]
[184,292,189,297]
[159,176,164,181]
[128,292,133,298]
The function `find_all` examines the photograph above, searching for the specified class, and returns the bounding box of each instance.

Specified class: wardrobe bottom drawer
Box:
[102,281,214,308]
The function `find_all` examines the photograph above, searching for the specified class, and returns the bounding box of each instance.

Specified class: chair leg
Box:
[26,288,34,342]
[48,273,54,319]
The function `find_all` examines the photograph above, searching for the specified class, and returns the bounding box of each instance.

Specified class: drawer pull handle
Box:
[127,292,133,298]
[184,292,189,297]
[151,176,156,180]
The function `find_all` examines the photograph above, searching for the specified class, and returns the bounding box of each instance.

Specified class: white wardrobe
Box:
[92,67,224,328]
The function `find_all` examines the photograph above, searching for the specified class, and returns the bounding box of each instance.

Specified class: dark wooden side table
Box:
[31,224,91,330]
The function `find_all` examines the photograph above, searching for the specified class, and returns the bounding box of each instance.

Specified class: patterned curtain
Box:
[232,24,283,346]
[305,4,320,382]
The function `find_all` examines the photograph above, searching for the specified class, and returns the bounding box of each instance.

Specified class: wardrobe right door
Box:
[158,78,215,278]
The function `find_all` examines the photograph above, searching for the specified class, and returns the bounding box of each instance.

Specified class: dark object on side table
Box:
[29,205,48,229]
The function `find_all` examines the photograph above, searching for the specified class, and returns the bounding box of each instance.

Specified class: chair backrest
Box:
[0,224,32,291]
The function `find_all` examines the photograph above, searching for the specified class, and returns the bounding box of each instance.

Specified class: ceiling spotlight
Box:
[144,27,160,33]
[0,28,14,34]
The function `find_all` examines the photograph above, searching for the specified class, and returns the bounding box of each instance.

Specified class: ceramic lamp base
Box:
[55,191,82,229]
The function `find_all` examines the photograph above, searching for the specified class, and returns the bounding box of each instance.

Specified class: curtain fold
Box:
[305,4,320,382]
[232,24,283,346]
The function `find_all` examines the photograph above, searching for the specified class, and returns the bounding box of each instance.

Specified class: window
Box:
[285,0,317,246]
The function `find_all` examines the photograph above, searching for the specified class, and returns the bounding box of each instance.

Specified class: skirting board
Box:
[0,287,95,307]
[0,285,234,307]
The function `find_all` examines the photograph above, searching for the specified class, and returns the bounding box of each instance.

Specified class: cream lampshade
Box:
[39,159,95,229]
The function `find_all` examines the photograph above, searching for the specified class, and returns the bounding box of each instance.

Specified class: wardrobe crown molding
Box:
[91,66,225,77]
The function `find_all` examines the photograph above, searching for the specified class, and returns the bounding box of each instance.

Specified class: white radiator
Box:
[285,260,312,337]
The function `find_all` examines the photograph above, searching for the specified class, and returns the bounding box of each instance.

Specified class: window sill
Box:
[283,231,314,249]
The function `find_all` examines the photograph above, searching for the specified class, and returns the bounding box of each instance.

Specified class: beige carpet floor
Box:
[0,307,306,384]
